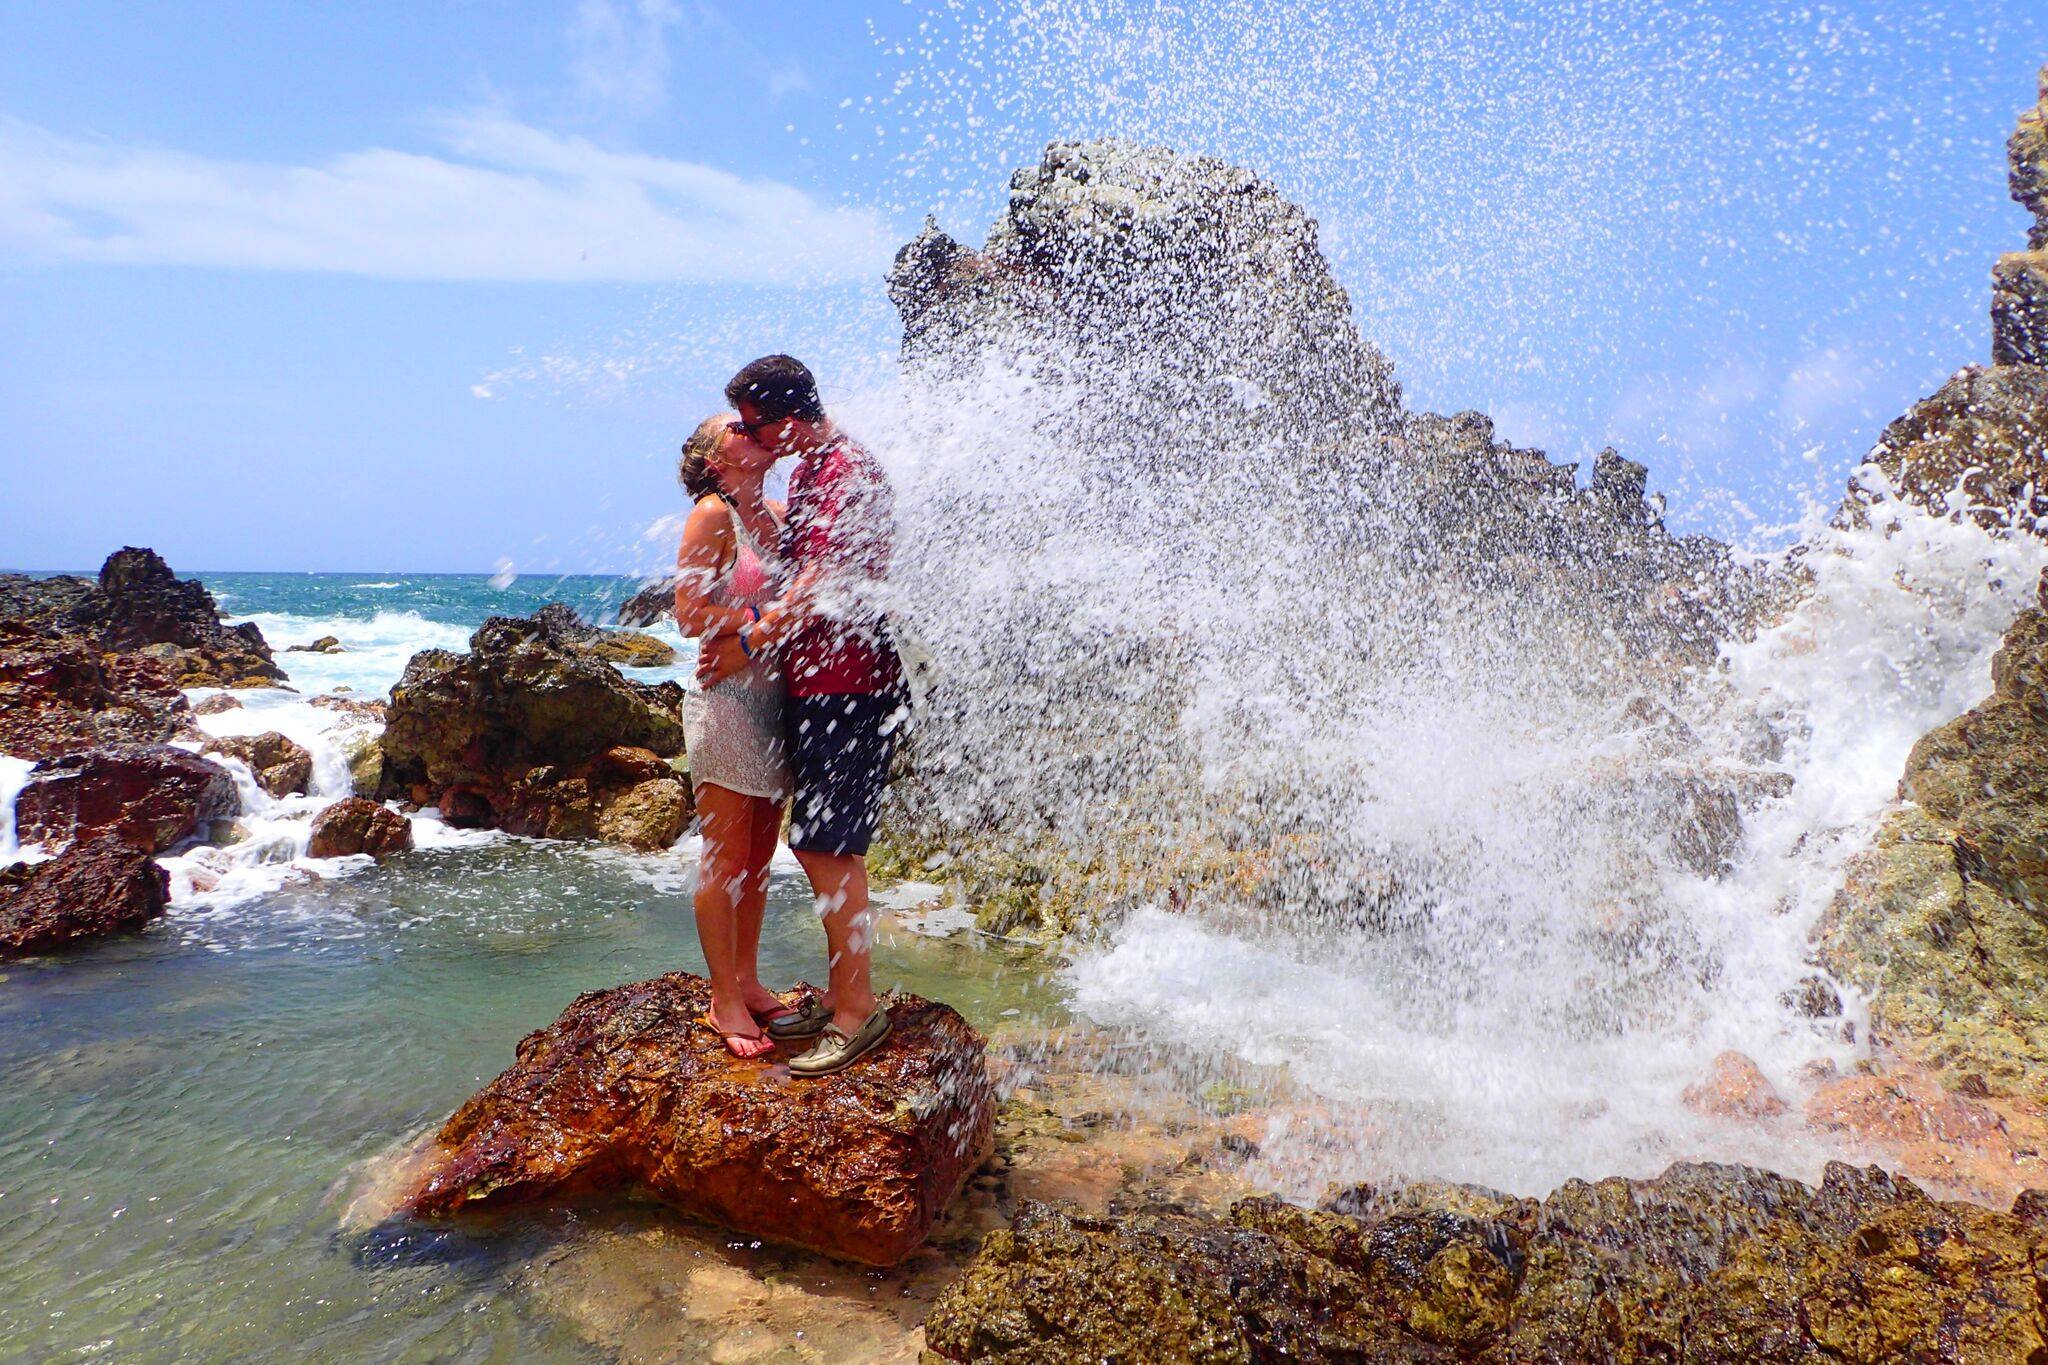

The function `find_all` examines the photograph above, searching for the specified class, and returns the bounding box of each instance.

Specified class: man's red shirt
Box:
[780,434,901,698]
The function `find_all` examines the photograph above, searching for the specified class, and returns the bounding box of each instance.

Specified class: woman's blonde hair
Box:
[677,413,734,501]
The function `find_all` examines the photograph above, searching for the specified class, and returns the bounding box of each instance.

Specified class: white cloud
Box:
[0,112,893,286]
[567,0,684,118]
[1777,345,1875,434]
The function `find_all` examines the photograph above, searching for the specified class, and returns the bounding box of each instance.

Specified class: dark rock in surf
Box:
[377,616,690,848]
[1847,365,2048,535]
[0,838,169,960]
[306,797,412,859]
[14,744,239,854]
[405,972,996,1267]
[201,730,314,798]
[615,575,680,628]
[924,1163,2048,1361]
[287,635,346,654]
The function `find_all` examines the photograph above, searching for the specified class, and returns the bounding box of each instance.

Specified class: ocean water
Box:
[0,572,1055,1361]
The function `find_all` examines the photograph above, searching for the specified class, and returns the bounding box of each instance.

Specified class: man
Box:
[697,354,903,1077]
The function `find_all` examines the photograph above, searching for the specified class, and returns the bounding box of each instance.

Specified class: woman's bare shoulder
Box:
[680,495,734,550]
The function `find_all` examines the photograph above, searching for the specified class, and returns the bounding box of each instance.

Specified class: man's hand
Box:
[695,631,752,688]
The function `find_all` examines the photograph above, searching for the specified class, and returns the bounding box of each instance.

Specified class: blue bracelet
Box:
[738,606,760,659]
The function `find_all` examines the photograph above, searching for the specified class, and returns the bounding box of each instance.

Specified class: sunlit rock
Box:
[306,797,412,860]
[405,973,996,1267]
[377,615,691,848]
[1992,251,2048,367]
[2011,63,2048,251]
[925,1164,2048,1361]
[530,602,677,667]
[1847,365,2048,535]
[15,744,239,853]
[201,730,313,798]
[0,837,169,960]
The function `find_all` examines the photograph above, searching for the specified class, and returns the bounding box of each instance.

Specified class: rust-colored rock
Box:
[1682,1049,1788,1121]
[0,838,169,960]
[0,621,194,760]
[14,744,239,853]
[307,797,413,859]
[192,693,243,716]
[406,974,996,1266]
[201,731,314,797]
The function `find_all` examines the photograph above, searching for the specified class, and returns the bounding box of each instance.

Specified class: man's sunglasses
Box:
[728,416,780,438]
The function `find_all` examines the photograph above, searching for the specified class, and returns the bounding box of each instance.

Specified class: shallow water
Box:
[0,573,1058,1358]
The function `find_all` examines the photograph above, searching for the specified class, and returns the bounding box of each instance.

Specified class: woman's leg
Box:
[694,783,773,1058]
[733,796,789,1018]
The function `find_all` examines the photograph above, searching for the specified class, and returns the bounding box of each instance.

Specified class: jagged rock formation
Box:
[0,549,285,689]
[306,797,412,859]
[1820,570,2048,1096]
[377,615,691,849]
[0,838,170,960]
[890,140,1402,463]
[0,621,195,760]
[201,731,314,798]
[405,973,997,1267]
[925,1164,2048,1362]
[615,574,679,629]
[15,745,239,853]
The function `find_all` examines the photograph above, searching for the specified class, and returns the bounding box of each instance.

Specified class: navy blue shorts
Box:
[785,692,902,857]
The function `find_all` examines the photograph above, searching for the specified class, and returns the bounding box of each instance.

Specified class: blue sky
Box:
[2,1,2044,573]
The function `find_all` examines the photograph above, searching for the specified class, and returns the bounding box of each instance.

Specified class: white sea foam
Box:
[1064,487,2047,1195]
[0,755,40,864]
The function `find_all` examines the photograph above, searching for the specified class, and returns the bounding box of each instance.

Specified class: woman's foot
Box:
[702,999,774,1060]
[740,980,798,1026]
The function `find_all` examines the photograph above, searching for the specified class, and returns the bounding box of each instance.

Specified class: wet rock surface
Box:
[15,744,239,853]
[925,1161,2048,1363]
[0,621,195,760]
[377,615,691,848]
[0,838,169,960]
[306,797,413,859]
[404,973,996,1267]
[201,730,314,798]
[1849,365,2048,535]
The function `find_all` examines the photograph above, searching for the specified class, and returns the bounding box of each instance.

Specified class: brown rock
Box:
[0,621,194,760]
[1804,1068,2048,1205]
[192,694,243,716]
[2012,62,2048,251]
[201,731,314,797]
[308,694,387,721]
[1991,251,2048,367]
[0,838,169,960]
[615,575,680,628]
[15,745,239,853]
[287,635,345,653]
[925,1161,2048,1362]
[1682,1049,1788,1121]
[306,797,413,859]
[377,615,691,846]
[405,974,996,1266]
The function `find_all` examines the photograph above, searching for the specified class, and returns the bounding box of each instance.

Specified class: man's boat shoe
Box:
[787,1005,892,1078]
[764,996,833,1041]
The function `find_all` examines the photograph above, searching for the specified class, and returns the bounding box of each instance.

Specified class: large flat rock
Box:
[405,973,996,1266]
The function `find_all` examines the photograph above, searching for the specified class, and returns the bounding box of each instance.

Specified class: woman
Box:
[674,413,795,1058]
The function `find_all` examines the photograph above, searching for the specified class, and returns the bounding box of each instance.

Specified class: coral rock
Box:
[306,797,413,859]
[201,730,314,797]
[406,974,996,1266]
[15,744,239,853]
[1851,365,2048,534]
[0,838,169,960]
[1991,251,2048,367]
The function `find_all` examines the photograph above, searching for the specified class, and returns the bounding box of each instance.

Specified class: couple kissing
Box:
[672,354,905,1077]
